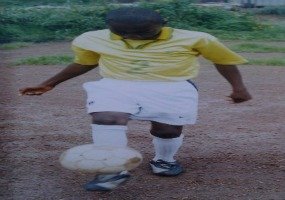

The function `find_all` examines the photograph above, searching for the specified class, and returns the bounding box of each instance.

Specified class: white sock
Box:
[91,124,128,147]
[152,135,184,162]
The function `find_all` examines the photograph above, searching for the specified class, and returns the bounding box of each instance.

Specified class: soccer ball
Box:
[59,144,143,174]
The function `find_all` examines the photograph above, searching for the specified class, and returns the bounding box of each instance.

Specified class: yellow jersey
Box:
[72,27,247,81]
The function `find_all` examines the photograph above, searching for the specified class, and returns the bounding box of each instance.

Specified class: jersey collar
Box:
[110,27,173,40]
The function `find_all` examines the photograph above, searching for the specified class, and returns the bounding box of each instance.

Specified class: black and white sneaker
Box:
[84,171,131,191]
[149,159,183,176]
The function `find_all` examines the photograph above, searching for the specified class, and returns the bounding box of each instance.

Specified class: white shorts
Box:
[83,78,198,126]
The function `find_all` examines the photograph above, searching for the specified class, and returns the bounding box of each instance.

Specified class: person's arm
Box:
[214,64,252,103]
[19,63,97,95]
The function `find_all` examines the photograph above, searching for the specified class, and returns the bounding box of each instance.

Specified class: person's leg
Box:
[90,111,130,147]
[151,121,183,162]
[91,111,130,125]
[84,111,132,191]
[82,80,141,191]
[149,121,184,176]
[130,81,198,176]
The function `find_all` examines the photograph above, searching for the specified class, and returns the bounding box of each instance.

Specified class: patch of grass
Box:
[230,43,285,53]
[207,25,285,41]
[247,57,285,66]
[0,42,32,50]
[252,6,285,16]
[14,55,73,65]
[1,1,276,43]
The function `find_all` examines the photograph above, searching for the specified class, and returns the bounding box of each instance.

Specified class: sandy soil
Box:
[0,42,284,200]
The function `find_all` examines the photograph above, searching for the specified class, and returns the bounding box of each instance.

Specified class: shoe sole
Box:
[152,171,183,176]
[149,162,184,177]
[84,174,131,191]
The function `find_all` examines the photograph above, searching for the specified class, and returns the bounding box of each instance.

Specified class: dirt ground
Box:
[0,42,284,200]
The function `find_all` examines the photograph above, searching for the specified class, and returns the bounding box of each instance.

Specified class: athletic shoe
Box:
[84,171,131,191]
[149,159,183,176]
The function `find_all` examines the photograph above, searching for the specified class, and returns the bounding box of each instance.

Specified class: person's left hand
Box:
[229,88,252,103]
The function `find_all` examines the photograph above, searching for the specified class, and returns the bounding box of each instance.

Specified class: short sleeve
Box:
[193,36,248,65]
[72,45,100,65]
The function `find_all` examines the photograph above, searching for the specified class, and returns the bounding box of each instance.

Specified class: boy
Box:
[19,7,252,191]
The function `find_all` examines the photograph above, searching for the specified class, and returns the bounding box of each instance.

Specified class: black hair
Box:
[106,7,165,25]
[106,7,166,36]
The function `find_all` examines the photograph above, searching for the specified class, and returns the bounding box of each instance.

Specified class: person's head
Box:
[106,7,166,40]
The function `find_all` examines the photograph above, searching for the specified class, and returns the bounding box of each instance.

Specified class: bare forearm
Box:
[214,64,252,103]
[214,64,246,91]
[19,63,97,96]
[40,63,97,87]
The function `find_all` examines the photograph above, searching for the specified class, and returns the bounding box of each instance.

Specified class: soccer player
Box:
[19,7,252,191]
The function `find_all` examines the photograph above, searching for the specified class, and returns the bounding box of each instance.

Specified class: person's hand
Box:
[19,85,53,96]
[229,88,252,103]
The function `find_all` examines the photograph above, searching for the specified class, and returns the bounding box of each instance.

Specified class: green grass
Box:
[207,26,285,41]
[3,1,284,43]
[14,55,73,65]
[230,43,285,53]
[247,57,285,66]
[0,42,32,50]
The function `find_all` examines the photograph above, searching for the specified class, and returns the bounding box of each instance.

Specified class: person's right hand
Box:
[19,85,53,96]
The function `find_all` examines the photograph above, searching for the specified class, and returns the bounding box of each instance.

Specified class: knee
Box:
[91,112,130,125]
[150,122,183,139]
